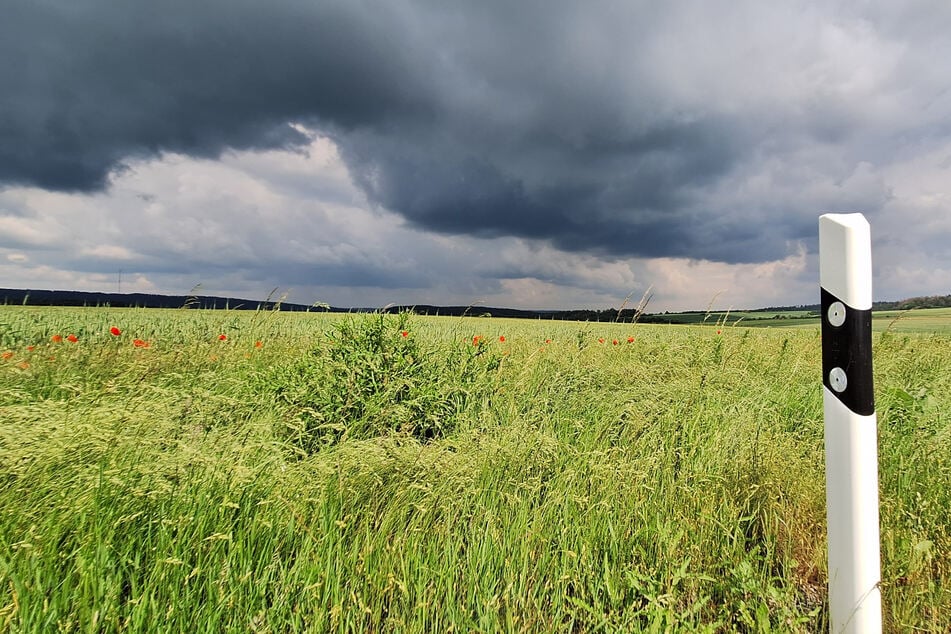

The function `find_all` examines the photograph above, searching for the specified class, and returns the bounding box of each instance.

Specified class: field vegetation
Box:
[663,307,951,333]
[1,306,949,632]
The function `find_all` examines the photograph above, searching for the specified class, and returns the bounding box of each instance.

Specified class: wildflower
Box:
[627,336,635,343]
[545,339,551,344]
[254,341,263,348]
[613,339,619,345]
[26,346,34,352]
[716,330,722,335]
[598,338,605,344]
[401,331,408,338]
[218,334,227,341]
[133,339,150,348]
[499,335,505,343]
[18,361,30,370]
[1,351,12,360]
[51,334,63,343]
[110,326,121,336]
[472,335,482,346]
[66,334,78,343]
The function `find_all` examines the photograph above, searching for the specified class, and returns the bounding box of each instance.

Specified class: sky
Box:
[2,1,950,311]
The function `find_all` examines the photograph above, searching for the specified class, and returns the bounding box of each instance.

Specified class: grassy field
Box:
[1,306,949,632]
[650,310,818,327]
[662,307,951,334]
[871,308,951,334]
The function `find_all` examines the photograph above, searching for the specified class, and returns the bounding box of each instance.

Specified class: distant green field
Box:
[1,306,949,631]
[648,310,816,326]
[871,307,951,333]
[655,307,951,334]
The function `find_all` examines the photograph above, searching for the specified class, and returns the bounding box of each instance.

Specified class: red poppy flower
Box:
[133,339,150,348]
[66,334,78,343]
[627,336,635,343]
[472,335,482,346]
[401,331,408,337]
[51,334,63,343]
[26,345,34,352]
[218,334,227,341]
[499,335,505,342]
[18,361,30,370]
[110,326,121,336]
[598,338,605,344]
[716,330,722,335]
[545,339,551,344]
[613,339,619,345]
[1,351,13,360]
[254,341,263,348]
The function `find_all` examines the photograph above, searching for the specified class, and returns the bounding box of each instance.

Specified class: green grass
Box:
[872,308,951,334]
[1,307,949,632]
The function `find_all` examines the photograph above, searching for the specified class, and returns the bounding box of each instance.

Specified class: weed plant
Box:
[275,313,501,451]
[0,307,949,632]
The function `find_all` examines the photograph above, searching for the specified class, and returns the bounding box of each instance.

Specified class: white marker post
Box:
[819,213,882,633]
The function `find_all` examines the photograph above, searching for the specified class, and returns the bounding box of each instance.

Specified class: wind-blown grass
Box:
[0,307,949,632]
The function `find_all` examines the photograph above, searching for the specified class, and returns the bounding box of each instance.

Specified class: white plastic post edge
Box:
[819,212,882,634]
[822,390,882,633]
[820,213,873,310]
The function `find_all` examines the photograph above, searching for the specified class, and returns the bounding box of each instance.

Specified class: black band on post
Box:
[821,287,875,415]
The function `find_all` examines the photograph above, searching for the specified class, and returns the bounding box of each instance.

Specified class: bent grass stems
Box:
[0,307,949,631]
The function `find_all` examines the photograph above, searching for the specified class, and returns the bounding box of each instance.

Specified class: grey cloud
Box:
[2,0,949,266]
[0,198,36,219]
[1,0,429,189]
[56,243,433,291]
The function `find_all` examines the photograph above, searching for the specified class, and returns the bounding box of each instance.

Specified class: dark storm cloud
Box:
[338,114,759,260]
[1,1,944,264]
[1,0,430,189]
[58,250,431,290]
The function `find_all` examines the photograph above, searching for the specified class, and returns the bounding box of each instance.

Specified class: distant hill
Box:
[0,289,601,320]
[756,294,951,312]
[0,289,668,321]
[3,288,948,321]
[0,288,336,312]
[381,304,560,319]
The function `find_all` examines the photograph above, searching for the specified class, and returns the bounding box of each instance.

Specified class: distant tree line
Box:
[4,288,949,318]
[889,294,951,309]
[0,288,337,312]
[750,294,951,312]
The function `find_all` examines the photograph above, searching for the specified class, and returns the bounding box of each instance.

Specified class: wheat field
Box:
[1,306,949,632]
